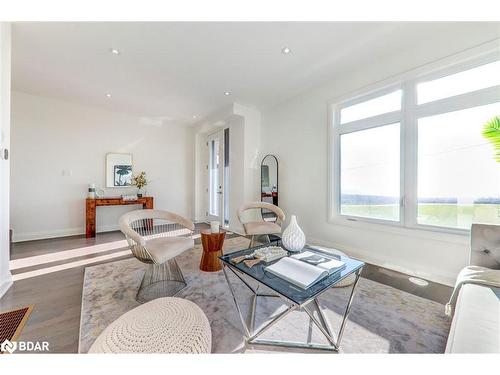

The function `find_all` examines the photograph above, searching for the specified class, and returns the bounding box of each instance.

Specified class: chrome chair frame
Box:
[237,202,285,248]
[119,209,195,303]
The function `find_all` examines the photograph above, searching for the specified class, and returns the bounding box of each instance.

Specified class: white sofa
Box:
[445,224,500,353]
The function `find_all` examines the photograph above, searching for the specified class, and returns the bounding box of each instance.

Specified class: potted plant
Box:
[132,171,148,198]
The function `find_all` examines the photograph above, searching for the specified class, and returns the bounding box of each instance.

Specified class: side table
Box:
[200,230,226,272]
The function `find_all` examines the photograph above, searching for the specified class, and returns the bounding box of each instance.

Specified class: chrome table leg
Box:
[222,263,363,352]
[222,265,250,338]
[335,268,362,348]
[302,303,337,348]
[314,298,335,339]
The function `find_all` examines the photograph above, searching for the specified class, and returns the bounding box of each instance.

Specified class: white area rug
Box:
[79,236,450,353]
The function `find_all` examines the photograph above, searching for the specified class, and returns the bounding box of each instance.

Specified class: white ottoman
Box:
[89,297,211,353]
[309,246,358,288]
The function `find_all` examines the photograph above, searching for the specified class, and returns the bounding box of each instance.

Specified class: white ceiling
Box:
[11,22,500,125]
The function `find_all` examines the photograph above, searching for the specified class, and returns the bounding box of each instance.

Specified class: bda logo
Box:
[1,339,49,353]
[1,339,17,353]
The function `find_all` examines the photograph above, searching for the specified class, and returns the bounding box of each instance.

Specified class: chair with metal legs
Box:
[119,209,195,303]
[237,202,285,248]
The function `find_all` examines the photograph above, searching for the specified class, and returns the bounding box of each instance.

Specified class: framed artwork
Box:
[106,153,133,187]
[113,165,132,186]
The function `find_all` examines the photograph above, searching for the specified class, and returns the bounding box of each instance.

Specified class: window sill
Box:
[328,215,469,245]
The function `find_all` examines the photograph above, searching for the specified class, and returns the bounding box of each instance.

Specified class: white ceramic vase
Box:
[281,215,305,252]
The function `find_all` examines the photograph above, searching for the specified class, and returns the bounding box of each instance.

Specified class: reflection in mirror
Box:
[261,154,278,220]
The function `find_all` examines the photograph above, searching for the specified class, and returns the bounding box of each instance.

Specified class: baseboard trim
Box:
[308,236,455,287]
[14,220,210,243]
[0,277,13,299]
[12,224,122,243]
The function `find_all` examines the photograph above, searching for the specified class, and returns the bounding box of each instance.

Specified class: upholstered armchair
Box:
[119,209,195,303]
[237,202,285,248]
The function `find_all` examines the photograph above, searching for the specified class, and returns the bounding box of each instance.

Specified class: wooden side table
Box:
[200,230,226,272]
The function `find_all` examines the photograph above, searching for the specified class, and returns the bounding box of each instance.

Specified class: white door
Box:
[207,130,224,224]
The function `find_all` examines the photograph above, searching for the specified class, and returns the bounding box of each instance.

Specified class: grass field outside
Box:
[340,203,500,229]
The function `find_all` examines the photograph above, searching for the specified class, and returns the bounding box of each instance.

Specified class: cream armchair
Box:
[119,209,195,303]
[237,202,285,248]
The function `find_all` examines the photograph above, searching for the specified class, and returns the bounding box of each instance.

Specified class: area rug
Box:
[79,236,450,353]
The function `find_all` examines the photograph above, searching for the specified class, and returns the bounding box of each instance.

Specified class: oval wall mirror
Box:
[261,154,279,219]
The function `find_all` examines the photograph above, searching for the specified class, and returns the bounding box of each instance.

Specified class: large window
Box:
[417,103,500,229]
[332,53,500,233]
[340,90,402,123]
[417,60,500,104]
[340,123,400,221]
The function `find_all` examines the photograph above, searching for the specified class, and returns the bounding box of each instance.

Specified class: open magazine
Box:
[265,251,345,290]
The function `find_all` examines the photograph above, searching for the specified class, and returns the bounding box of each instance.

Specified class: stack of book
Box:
[121,194,139,201]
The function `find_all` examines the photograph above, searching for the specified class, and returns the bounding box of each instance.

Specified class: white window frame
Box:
[332,84,404,227]
[329,46,500,236]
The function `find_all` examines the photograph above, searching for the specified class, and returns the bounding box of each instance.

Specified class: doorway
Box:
[207,128,230,227]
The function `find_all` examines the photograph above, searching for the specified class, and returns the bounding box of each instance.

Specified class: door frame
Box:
[0,22,12,298]
[206,128,229,227]
[206,129,224,224]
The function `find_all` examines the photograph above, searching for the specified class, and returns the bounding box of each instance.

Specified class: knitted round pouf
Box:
[88,297,211,353]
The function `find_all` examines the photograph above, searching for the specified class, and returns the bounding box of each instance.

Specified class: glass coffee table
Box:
[220,244,364,351]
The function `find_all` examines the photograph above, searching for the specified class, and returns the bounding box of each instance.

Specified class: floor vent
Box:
[0,305,33,353]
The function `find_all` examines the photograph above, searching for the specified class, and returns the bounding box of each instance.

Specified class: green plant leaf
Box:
[482,116,500,162]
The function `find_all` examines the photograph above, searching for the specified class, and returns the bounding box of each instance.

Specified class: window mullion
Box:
[403,81,418,228]
[416,85,500,119]
[338,111,401,134]
[330,105,341,220]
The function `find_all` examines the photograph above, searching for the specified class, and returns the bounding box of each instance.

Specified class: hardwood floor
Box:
[1,225,211,353]
[361,263,452,304]
[2,241,131,351]
[0,226,452,353]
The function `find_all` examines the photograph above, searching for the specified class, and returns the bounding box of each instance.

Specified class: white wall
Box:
[234,103,262,212]
[0,23,12,298]
[11,91,194,242]
[193,103,261,234]
[260,37,500,286]
[227,116,246,232]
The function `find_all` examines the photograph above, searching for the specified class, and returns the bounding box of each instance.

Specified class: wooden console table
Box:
[86,196,154,238]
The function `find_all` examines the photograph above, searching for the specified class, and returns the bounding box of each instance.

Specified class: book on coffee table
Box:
[265,252,345,290]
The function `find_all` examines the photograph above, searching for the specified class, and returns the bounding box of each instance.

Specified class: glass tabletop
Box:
[220,244,364,305]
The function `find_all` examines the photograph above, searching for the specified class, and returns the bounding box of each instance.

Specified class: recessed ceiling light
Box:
[105,93,112,98]
[192,115,198,119]
[281,46,291,55]
[224,91,231,96]
[110,48,120,55]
